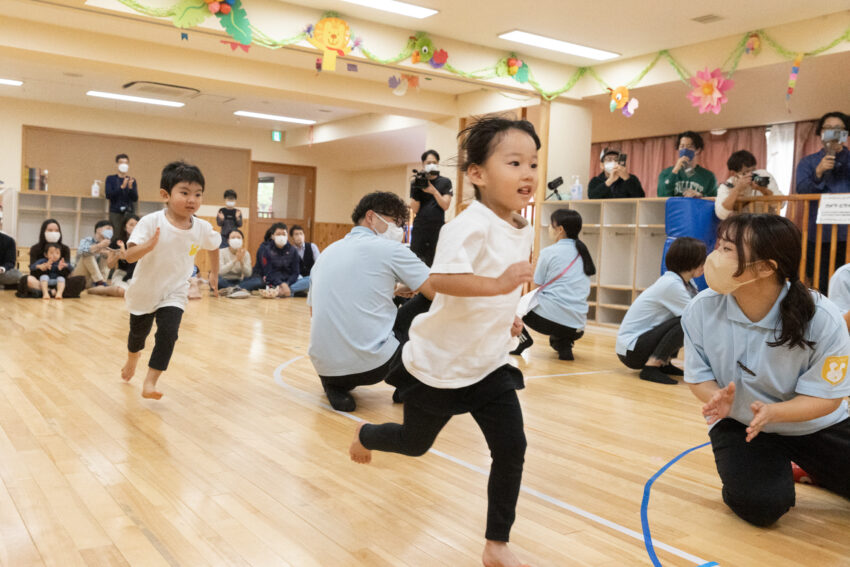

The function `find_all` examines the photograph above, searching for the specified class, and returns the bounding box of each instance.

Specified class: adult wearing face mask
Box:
[105,153,139,232]
[795,111,850,293]
[588,148,645,199]
[17,219,86,298]
[410,149,453,267]
[258,223,309,298]
[658,131,717,198]
[308,192,435,412]
[72,219,114,287]
[0,204,24,290]
[217,229,252,298]
[289,224,320,277]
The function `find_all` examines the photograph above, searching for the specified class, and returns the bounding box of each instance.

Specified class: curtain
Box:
[791,120,821,194]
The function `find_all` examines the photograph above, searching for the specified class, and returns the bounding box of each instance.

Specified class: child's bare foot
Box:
[141,388,163,400]
[55,294,63,300]
[349,422,372,464]
[482,541,527,567]
[42,293,50,301]
[121,352,141,382]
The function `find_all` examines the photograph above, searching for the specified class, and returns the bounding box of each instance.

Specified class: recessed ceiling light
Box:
[63,72,83,78]
[498,30,619,61]
[86,90,184,107]
[0,78,23,86]
[234,111,316,125]
[341,0,437,19]
[692,14,723,24]
[318,109,333,113]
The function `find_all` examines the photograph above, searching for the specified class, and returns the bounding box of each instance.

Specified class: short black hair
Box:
[224,189,237,200]
[665,237,707,273]
[115,154,129,162]
[160,160,205,193]
[815,111,850,135]
[265,223,288,240]
[676,131,704,151]
[421,149,440,162]
[290,224,305,235]
[44,243,62,254]
[726,150,757,173]
[94,219,112,231]
[228,228,244,238]
[351,191,409,226]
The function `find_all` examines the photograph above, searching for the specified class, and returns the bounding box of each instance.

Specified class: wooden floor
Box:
[0,292,848,567]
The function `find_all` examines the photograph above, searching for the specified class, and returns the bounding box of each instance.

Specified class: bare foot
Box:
[482,540,526,567]
[42,294,50,301]
[349,422,372,464]
[121,352,141,382]
[141,389,163,400]
[55,294,63,300]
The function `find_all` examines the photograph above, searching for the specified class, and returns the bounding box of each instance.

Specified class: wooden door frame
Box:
[249,161,316,252]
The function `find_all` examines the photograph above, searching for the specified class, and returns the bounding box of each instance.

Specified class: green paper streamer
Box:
[172,0,208,29]
[216,0,251,45]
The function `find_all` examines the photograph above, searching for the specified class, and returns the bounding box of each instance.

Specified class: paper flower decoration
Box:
[388,74,419,96]
[508,58,530,83]
[622,98,639,117]
[687,68,733,114]
[745,33,761,55]
[307,16,351,71]
[388,76,401,89]
[171,0,251,44]
[430,49,448,69]
[608,86,629,112]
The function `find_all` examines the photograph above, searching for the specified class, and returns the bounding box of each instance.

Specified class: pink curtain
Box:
[791,120,820,194]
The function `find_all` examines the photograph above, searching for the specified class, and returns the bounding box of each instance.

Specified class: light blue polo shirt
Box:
[616,271,696,356]
[307,226,430,377]
[531,239,590,330]
[683,286,850,436]
[828,263,850,314]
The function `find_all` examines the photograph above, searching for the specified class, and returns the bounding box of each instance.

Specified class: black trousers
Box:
[806,240,847,294]
[360,388,526,542]
[522,310,584,355]
[618,317,682,369]
[410,222,442,267]
[709,417,850,527]
[127,307,184,371]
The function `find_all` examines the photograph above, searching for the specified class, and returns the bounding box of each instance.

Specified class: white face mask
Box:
[603,161,617,173]
[117,163,129,174]
[424,163,439,174]
[101,229,114,240]
[374,213,404,243]
[274,234,288,247]
[45,231,61,243]
[225,200,236,207]
[229,238,243,249]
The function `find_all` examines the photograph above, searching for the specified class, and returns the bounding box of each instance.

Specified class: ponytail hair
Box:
[551,209,596,276]
[716,213,816,350]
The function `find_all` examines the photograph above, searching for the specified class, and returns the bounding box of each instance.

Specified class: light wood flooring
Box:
[0,292,848,566]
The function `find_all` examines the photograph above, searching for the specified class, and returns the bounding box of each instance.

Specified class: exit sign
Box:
[271,130,282,142]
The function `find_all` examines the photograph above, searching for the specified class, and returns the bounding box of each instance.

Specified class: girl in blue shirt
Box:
[684,213,850,527]
[511,208,595,360]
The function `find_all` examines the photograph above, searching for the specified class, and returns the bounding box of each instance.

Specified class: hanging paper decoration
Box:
[405,74,420,89]
[430,49,448,69]
[686,68,734,114]
[622,98,639,117]
[346,63,358,72]
[785,53,803,112]
[308,15,352,71]
[387,74,419,96]
[608,86,630,112]
[221,39,250,52]
[180,32,189,40]
[745,33,761,55]
[410,33,449,68]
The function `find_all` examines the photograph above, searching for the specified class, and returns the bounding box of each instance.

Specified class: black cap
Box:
[600,147,620,161]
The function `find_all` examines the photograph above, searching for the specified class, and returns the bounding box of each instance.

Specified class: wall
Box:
[548,100,594,189]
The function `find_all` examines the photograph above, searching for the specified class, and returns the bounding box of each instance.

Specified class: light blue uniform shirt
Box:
[531,239,589,330]
[828,263,850,313]
[307,226,430,377]
[683,286,850,436]
[616,271,696,356]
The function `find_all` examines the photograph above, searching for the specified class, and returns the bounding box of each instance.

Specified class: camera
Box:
[752,174,770,187]
[546,176,564,200]
[618,153,628,166]
[411,169,430,190]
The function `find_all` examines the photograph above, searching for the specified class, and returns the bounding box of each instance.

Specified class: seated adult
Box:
[89,214,139,297]
[657,131,717,198]
[308,191,434,411]
[0,203,23,289]
[72,219,113,287]
[18,219,86,298]
[616,237,706,384]
[715,150,781,220]
[259,223,309,297]
[588,148,645,199]
[236,227,274,292]
[796,111,850,293]
[218,229,252,297]
[290,224,319,277]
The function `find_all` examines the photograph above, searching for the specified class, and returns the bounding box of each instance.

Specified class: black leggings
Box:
[359,389,526,542]
[618,317,683,369]
[128,307,184,371]
[709,417,850,527]
[522,310,584,354]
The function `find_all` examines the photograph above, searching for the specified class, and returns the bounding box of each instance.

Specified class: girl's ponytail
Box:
[551,209,596,276]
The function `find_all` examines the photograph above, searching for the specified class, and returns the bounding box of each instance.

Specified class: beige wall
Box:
[548,100,594,189]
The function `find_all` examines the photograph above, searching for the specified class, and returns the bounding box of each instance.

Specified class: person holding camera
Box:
[657,131,717,198]
[410,149,453,266]
[105,153,139,231]
[715,150,780,220]
[588,148,645,199]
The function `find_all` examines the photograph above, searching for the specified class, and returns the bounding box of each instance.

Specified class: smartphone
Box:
[822,129,848,145]
[618,153,627,166]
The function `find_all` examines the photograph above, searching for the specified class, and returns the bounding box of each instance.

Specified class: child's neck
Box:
[479,196,517,225]
[165,207,193,229]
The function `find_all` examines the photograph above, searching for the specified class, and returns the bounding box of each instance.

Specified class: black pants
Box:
[410,223,442,267]
[806,240,847,294]
[360,388,526,542]
[618,317,682,369]
[709,417,850,527]
[522,311,584,355]
[127,307,184,371]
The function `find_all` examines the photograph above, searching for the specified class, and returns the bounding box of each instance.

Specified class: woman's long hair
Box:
[551,209,596,276]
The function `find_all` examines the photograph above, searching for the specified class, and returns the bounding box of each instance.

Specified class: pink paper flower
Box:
[687,68,734,114]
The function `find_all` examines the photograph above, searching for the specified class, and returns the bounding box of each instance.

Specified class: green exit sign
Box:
[271,130,282,142]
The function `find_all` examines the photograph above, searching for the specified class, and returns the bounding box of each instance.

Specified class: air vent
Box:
[122,81,200,98]
[692,14,723,24]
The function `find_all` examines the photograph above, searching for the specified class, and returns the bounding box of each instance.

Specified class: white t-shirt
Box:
[714,170,780,220]
[403,200,533,388]
[125,210,221,315]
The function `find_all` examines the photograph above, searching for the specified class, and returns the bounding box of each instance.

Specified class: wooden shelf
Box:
[600,284,632,290]
[638,224,665,229]
[598,303,630,310]
[602,224,636,228]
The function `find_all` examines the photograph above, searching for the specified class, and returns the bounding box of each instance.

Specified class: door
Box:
[249,162,316,254]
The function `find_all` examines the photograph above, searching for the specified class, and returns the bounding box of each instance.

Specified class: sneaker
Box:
[218,286,234,297]
[791,462,816,485]
[660,364,684,376]
[325,387,356,412]
[639,366,678,384]
[557,346,574,361]
[510,328,533,356]
[228,289,250,299]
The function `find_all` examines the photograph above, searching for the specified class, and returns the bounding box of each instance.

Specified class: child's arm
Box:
[123,228,160,264]
[208,248,220,296]
[429,261,533,297]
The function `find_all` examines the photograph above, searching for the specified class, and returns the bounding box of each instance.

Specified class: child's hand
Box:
[58,259,68,270]
[39,262,51,271]
[210,272,219,297]
[510,316,523,337]
[702,382,736,425]
[495,261,533,295]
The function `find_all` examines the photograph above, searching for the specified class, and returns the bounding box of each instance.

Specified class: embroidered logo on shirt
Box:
[189,244,200,257]
[821,356,848,385]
